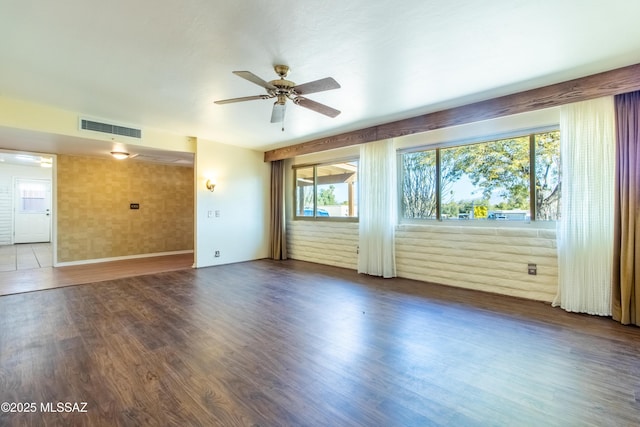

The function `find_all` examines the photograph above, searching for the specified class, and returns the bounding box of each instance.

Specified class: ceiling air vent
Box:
[80,118,142,139]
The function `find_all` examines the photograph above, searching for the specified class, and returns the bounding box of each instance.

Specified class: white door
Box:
[14,178,51,243]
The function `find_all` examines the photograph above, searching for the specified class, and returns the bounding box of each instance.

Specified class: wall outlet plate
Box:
[214,250,220,257]
[528,263,537,275]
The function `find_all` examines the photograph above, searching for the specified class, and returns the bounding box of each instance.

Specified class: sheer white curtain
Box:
[554,96,615,315]
[358,139,396,278]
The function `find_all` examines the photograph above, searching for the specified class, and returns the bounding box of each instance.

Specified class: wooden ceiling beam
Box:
[264,62,640,162]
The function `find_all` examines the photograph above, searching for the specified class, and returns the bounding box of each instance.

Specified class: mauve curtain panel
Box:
[269,160,287,260]
[612,91,640,326]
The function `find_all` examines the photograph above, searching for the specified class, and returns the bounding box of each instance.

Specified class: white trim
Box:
[396,220,557,230]
[397,125,559,154]
[51,154,58,267]
[54,249,194,267]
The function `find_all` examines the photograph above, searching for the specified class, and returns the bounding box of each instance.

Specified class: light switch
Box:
[207,210,213,218]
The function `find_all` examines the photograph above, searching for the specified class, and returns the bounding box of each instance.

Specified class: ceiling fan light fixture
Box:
[40,157,53,168]
[111,151,130,160]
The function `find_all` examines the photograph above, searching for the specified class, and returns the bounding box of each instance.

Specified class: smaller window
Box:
[294,160,358,219]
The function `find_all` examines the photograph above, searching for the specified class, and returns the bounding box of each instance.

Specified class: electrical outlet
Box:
[214,250,220,257]
[528,263,537,275]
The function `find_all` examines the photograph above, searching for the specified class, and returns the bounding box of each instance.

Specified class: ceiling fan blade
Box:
[233,71,277,90]
[294,97,341,118]
[293,77,340,95]
[271,103,286,123]
[214,95,270,104]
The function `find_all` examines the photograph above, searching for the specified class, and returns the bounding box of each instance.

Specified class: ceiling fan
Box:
[214,65,341,125]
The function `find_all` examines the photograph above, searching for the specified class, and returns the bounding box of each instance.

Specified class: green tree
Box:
[445,137,530,210]
[446,131,561,218]
[401,150,437,218]
[535,131,561,220]
[401,149,465,218]
[441,200,460,219]
[400,131,561,220]
[317,185,337,206]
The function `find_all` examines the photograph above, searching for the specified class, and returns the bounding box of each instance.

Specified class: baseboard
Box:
[54,250,194,267]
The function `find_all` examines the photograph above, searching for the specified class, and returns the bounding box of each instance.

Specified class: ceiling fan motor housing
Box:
[268,78,296,99]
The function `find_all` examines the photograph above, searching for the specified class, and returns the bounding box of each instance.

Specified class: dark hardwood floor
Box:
[0,253,194,296]
[1,259,639,426]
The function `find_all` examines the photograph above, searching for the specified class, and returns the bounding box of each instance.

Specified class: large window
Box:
[294,160,358,219]
[400,130,560,222]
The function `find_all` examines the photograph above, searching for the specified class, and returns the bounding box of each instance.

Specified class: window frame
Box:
[397,126,560,226]
[292,157,359,222]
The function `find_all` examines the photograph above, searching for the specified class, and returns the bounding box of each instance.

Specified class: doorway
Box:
[14,178,52,243]
[0,150,54,268]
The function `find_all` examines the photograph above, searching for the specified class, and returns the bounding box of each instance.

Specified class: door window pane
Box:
[19,182,47,213]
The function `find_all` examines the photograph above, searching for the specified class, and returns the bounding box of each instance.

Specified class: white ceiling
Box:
[2,0,640,159]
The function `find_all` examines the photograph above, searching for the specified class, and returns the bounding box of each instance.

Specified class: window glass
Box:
[401,150,437,219]
[535,131,561,220]
[295,166,314,216]
[19,181,47,213]
[294,161,358,219]
[399,130,559,223]
[442,137,530,221]
[316,162,358,217]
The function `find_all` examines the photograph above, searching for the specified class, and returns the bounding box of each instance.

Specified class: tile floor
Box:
[0,243,52,272]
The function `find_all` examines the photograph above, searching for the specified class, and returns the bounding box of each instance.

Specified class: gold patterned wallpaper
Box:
[57,155,194,262]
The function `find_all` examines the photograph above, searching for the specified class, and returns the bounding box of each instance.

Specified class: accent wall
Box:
[56,155,194,263]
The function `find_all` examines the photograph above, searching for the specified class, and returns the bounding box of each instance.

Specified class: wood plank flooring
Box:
[0,253,194,296]
[1,259,640,426]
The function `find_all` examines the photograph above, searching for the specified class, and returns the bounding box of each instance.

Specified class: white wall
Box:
[194,138,270,267]
[287,220,358,269]
[285,107,561,302]
[0,162,52,245]
[0,96,195,154]
[396,224,557,301]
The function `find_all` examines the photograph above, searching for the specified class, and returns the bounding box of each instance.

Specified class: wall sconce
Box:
[206,179,216,192]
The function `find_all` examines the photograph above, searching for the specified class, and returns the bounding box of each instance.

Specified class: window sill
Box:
[293,216,359,223]
[398,219,557,230]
